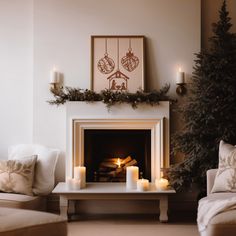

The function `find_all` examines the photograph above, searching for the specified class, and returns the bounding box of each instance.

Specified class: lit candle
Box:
[126,166,139,189]
[176,67,185,84]
[155,178,169,191]
[66,177,74,190]
[72,179,81,190]
[50,66,59,84]
[117,158,121,168]
[74,166,86,188]
[137,178,149,191]
[66,177,81,190]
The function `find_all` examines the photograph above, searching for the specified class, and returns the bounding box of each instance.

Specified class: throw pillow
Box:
[211,140,236,193]
[8,144,59,195]
[0,156,37,196]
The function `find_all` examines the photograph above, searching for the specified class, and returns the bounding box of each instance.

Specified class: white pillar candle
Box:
[126,166,139,189]
[50,67,59,84]
[74,166,86,188]
[72,179,81,190]
[155,178,169,191]
[66,177,74,190]
[176,68,185,84]
[137,179,149,191]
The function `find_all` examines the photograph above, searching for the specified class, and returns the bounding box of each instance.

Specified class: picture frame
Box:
[91,36,145,93]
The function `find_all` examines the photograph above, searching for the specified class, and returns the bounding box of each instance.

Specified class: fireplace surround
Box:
[66,102,170,182]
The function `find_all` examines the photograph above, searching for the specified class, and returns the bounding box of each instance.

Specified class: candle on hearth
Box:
[66,177,81,190]
[66,177,74,190]
[126,166,139,190]
[74,166,86,188]
[176,67,185,84]
[50,66,59,84]
[72,178,81,190]
[137,179,149,191]
[155,178,169,191]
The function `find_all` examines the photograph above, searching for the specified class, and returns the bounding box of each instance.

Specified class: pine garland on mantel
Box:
[49,83,175,109]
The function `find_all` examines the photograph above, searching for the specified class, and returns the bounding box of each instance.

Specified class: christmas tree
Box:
[168,0,236,192]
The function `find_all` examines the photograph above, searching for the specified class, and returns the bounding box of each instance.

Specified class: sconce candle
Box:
[126,166,139,190]
[176,68,185,84]
[74,166,86,188]
[50,67,59,84]
[137,178,149,191]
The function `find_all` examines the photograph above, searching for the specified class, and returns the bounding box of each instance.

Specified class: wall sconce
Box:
[176,68,186,96]
[49,66,62,93]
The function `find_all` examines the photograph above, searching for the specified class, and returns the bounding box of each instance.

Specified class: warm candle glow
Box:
[178,67,182,72]
[116,158,121,168]
[155,178,169,191]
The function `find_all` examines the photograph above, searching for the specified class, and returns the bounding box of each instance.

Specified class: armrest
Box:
[207,169,218,195]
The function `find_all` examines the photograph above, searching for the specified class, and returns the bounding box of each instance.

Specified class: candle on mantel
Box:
[126,166,139,190]
[155,178,169,191]
[176,67,185,84]
[50,66,59,84]
[74,166,86,188]
[137,178,149,191]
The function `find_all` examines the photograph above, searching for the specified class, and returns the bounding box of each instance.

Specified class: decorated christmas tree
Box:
[168,0,236,192]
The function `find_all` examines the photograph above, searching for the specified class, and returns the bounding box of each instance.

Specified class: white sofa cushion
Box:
[8,144,59,195]
[0,156,37,196]
[211,140,236,193]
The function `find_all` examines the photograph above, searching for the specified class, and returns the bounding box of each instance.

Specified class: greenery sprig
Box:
[49,83,175,109]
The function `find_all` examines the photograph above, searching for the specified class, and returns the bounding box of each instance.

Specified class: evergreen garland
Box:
[168,0,236,193]
[49,84,175,108]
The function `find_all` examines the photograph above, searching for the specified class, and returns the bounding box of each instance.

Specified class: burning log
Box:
[96,155,138,182]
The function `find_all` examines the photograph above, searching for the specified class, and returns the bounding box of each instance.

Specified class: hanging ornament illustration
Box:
[107,38,129,91]
[97,38,115,74]
[121,38,139,72]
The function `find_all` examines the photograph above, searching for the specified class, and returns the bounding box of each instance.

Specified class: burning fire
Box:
[116,158,121,168]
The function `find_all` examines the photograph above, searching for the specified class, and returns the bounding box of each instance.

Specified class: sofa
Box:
[0,144,68,236]
[199,168,236,236]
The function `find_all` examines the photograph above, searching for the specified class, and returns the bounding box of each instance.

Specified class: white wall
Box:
[0,0,33,158]
[0,0,200,175]
[33,0,200,180]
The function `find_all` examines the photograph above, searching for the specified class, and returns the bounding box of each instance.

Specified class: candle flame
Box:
[116,158,121,168]
[178,67,182,72]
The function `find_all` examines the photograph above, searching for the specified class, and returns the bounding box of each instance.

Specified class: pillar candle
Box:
[66,177,74,190]
[176,68,185,84]
[126,166,139,189]
[155,178,169,191]
[72,179,81,190]
[74,166,86,188]
[50,67,58,84]
[137,179,149,191]
[66,178,81,190]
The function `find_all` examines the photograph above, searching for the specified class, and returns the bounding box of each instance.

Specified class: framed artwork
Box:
[91,36,145,92]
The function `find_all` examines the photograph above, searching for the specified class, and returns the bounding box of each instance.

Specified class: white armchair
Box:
[198,169,236,236]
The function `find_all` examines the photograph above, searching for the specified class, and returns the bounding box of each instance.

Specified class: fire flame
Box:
[116,158,121,168]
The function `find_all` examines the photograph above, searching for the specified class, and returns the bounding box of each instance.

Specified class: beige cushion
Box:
[0,207,67,236]
[211,140,236,193]
[203,210,236,236]
[0,193,46,210]
[9,144,59,195]
[0,156,37,196]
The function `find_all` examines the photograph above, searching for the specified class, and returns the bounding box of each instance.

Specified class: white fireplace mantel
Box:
[66,101,170,182]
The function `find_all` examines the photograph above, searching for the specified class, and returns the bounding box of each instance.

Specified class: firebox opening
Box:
[84,129,151,182]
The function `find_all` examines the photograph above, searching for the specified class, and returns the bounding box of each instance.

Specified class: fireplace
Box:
[66,101,170,182]
[84,129,151,182]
